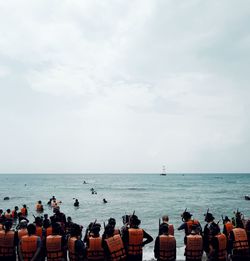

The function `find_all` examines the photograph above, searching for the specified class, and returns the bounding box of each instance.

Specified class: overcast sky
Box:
[0,0,250,173]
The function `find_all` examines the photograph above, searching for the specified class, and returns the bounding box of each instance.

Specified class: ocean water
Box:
[0,173,250,260]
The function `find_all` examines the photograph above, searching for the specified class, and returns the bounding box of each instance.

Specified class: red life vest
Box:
[105,234,126,261]
[36,226,43,239]
[127,228,143,256]
[20,207,27,216]
[224,222,234,237]
[232,228,249,251]
[46,235,63,261]
[159,235,176,261]
[18,228,28,240]
[68,237,77,261]
[0,230,15,257]
[87,236,105,260]
[186,220,200,235]
[185,234,203,260]
[215,233,227,260]
[20,235,39,261]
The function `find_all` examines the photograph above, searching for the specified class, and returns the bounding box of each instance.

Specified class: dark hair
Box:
[27,223,36,235]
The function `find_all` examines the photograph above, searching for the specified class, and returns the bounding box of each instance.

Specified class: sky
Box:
[0,0,250,173]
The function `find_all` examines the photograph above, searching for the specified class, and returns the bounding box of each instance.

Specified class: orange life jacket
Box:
[185,234,203,260]
[68,236,78,261]
[224,222,234,237]
[215,233,227,260]
[186,220,200,235]
[159,235,176,261]
[20,235,39,261]
[21,208,27,216]
[0,230,15,257]
[36,226,43,239]
[36,204,43,211]
[0,224,3,231]
[18,228,28,240]
[127,228,143,256]
[46,226,53,237]
[46,235,63,261]
[105,234,126,261]
[87,236,105,260]
[168,224,174,236]
[11,210,17,219]
[232,228,249,251]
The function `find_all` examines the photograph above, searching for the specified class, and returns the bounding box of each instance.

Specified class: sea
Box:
[0,173,249,260]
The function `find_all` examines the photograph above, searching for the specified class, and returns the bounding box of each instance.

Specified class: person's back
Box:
[68,223,85,261]
[229,227,250,261]
[211,233,227,261]
[104,233,126,261]
[154,224,176,261]
[46,222,65,261]
[0,221,16,261]
[123,215,153,261]
[17,220,28,241]
[161,215,174,236]
[87,224,104,261]
[19,223,41,261]
[185,233,203,261]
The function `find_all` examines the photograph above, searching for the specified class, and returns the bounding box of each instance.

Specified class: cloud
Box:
[0,0,250,172]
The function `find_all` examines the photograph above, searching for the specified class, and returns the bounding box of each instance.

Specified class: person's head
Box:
[91,223,101,235]
[35,216,43,226]
[0,209,3,215]
[181,210,192,222]
[44,214,48,219]
[23,204,26,208]
[209,222,220,236]
[67,216,72,223]
[204,212,214,223]
[4,220,12,231]
[105,224,114,237]
[162,215,169,223]
[130,215,141,228]
[27,223,36,235]
[53,207,60,214]
[14,206,19,211]
[122,215,130,225]
[108,218,116,227]
[70,223,82,237]
[38,200,42,204]
[224,216,230,223]
[6,209,11,213]
[19,220,28,229]
[159,223,169,235]
[52,222,61,235]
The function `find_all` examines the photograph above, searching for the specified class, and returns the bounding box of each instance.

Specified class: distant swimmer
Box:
[3,197,10,200]
[83,181,87,184]
[36,200,44,212]
[74,199,79,207]
[103,198,108,204]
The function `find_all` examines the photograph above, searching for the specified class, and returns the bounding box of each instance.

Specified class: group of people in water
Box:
[0,199,249,261]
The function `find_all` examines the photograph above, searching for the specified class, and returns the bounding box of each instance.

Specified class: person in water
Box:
[74,199,79,207]
[178,210,202,242]
[122,214,153,261]
[160,215,174,236]
[103,198,108,204]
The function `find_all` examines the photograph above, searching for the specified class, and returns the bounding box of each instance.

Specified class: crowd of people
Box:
[0,199,249,261]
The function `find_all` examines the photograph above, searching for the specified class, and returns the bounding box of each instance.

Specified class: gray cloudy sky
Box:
[0,0,250,173]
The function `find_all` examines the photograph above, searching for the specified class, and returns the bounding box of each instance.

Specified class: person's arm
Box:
[177,223,186,231]
[142,230,153,246]
[154,236,159,259]
[31,237,42,261]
